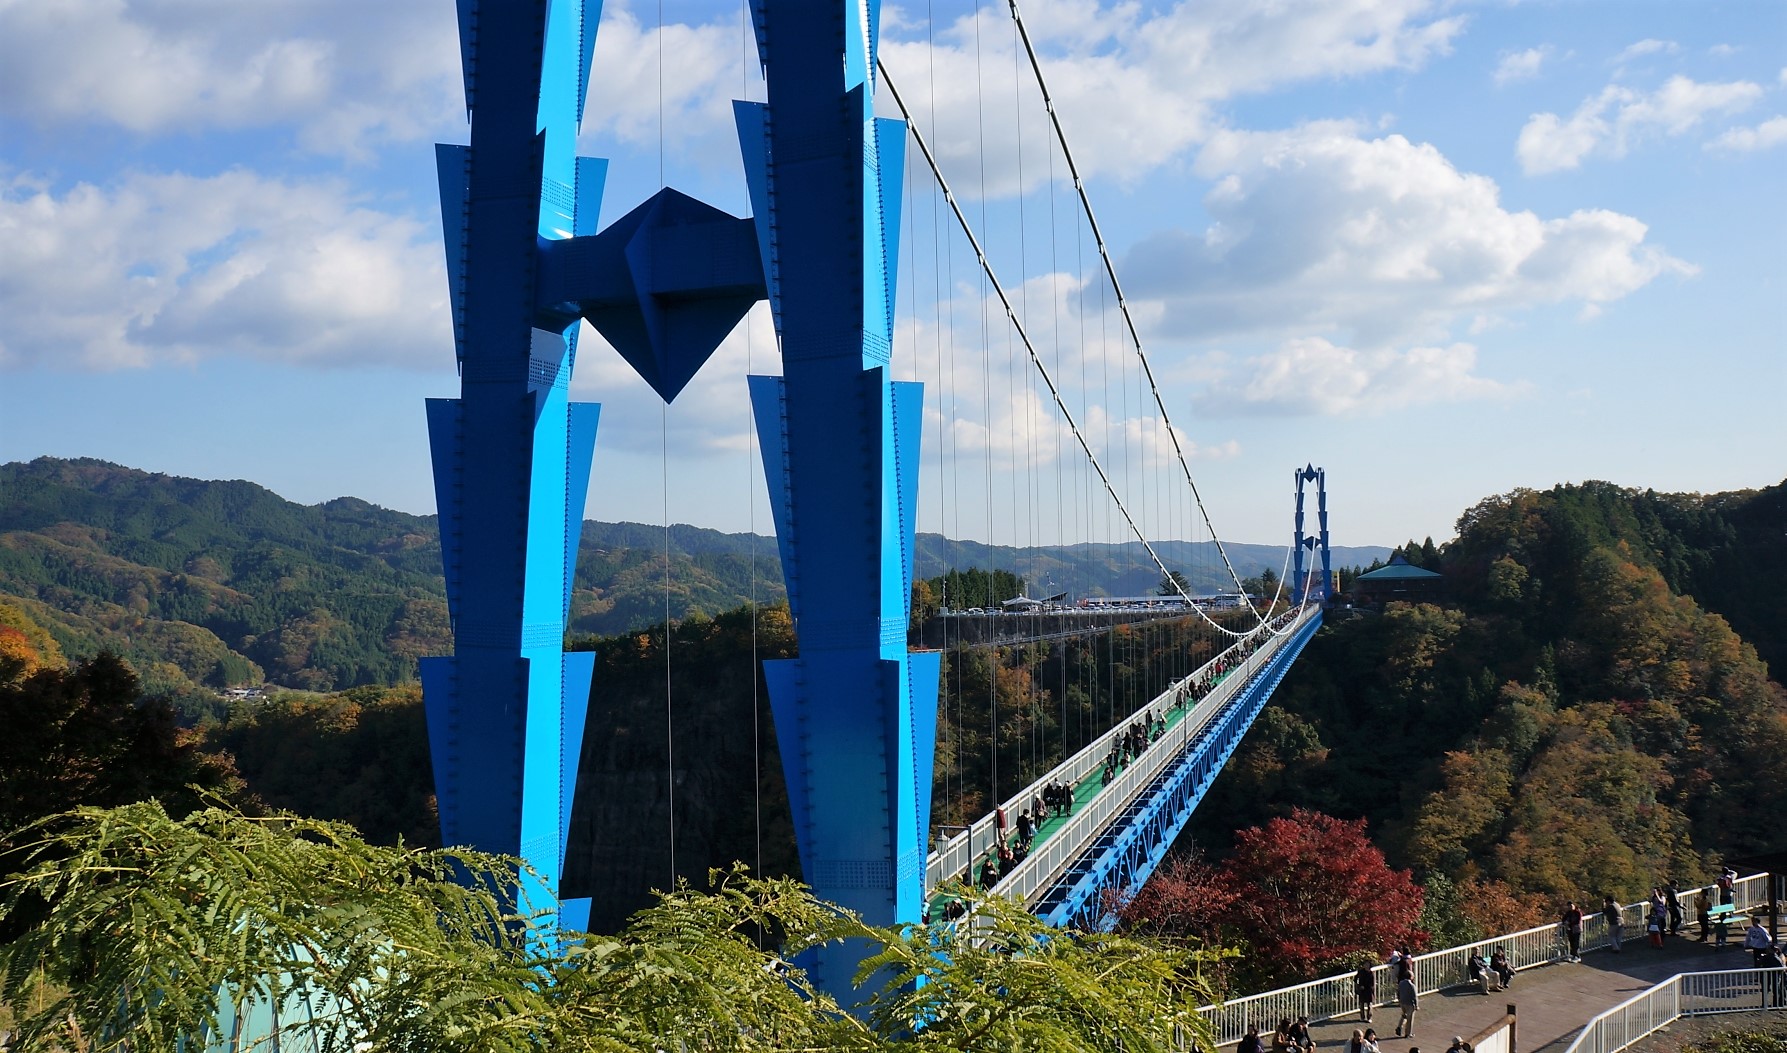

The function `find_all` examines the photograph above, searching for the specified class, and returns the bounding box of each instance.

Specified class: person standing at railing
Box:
[1354,963,1376,1023]
[1665,882,1684,935]
[1561,901,1584,962]
[1718,866,1737,905]
[1696,888,1713,941]
[1603,895,1623,953]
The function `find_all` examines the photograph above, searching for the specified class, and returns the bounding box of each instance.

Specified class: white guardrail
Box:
[1197,874,1777,1046]
[926,606,1315,907]
[1567,967,1787,1053]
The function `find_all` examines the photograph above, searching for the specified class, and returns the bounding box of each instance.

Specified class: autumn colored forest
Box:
[3,476,1783,996]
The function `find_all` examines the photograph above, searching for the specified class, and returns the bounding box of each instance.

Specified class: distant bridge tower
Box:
[1293,464,1332,604]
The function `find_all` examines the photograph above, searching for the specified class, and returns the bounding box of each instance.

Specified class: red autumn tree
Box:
[1116,853,1240,944]
[1223,808,1425,979]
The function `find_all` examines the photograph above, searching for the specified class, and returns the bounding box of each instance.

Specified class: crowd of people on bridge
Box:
[944,613,1307,907]
[1100,711,1168,786]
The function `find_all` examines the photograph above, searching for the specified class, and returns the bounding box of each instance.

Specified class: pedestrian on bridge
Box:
[1562,901,1584,961]
[1665,882,1684,934]
[1353,963,1375,1022]
[1696,889,1713,941]
[1603,895,1622,952]
[1394,974,1418,1038]
[1747,917,1779,967]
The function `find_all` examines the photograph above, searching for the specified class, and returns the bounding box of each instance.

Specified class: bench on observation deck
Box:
[1706,901,1747,942]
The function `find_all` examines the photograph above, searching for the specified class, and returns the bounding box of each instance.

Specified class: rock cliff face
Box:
[562,608,801,933]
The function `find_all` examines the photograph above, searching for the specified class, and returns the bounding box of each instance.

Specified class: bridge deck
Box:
[927,659,1240,915]
[1294,940,1767,1053]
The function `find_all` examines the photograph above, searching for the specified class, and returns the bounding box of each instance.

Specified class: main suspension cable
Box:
[880,61,1264,639]
[996,0,1271,622]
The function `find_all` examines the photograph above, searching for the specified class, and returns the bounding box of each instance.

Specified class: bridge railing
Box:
[1566,968,1785,1053]
[990,610,1313,909]
[926,607,1308,893]
[1196,873,1773,1046]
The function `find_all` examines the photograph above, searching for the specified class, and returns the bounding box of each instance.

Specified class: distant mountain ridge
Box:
[0,458,1389,695]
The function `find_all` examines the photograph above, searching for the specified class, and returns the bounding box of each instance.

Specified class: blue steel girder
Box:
[735,0,932,999]
[422,0,611,936]
[1034,612,1324,930]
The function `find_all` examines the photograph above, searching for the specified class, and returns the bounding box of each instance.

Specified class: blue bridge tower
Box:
[419,0,609,934]
[420,0,934,992]
[741,1,942,995]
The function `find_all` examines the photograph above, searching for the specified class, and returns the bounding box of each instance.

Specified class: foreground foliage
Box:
[0,802,1217,1052]
[1682,1030,1787,1053]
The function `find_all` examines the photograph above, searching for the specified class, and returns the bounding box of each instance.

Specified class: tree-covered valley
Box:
[3,465,1783,994]
[0,457,1379,710]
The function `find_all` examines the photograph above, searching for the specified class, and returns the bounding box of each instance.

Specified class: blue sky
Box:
[1,0,1781,554]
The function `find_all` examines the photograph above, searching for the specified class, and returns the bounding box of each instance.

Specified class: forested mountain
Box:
[0,458,450,698]
[0,457,1379,698]
[1188,479,1787,909]
[7,470,1784,978]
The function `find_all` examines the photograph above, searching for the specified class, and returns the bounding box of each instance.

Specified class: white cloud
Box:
[0,170,448,370]
[1707,44,1739,57]
[0,0,461,157]
[1494,47,1550,86]
[1517,75,1763,173]
[577,3,766,175]
[877,0,1464,196]
[1614,39,1679,64]
[1122,122,1694,349]
[1706,115,1787,152]
[1191,338,1517,416]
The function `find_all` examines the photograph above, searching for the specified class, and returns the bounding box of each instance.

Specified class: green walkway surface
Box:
[929,665,1238,915]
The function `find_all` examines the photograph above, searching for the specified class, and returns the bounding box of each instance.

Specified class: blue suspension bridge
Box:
[420,0,1336,998]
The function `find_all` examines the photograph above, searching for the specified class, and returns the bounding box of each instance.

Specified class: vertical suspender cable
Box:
[657,1,674,885]
[998,0,1268,620]
[880,64,1256,641]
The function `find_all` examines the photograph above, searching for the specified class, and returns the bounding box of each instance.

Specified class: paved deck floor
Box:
[1295,936,1780,1052]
